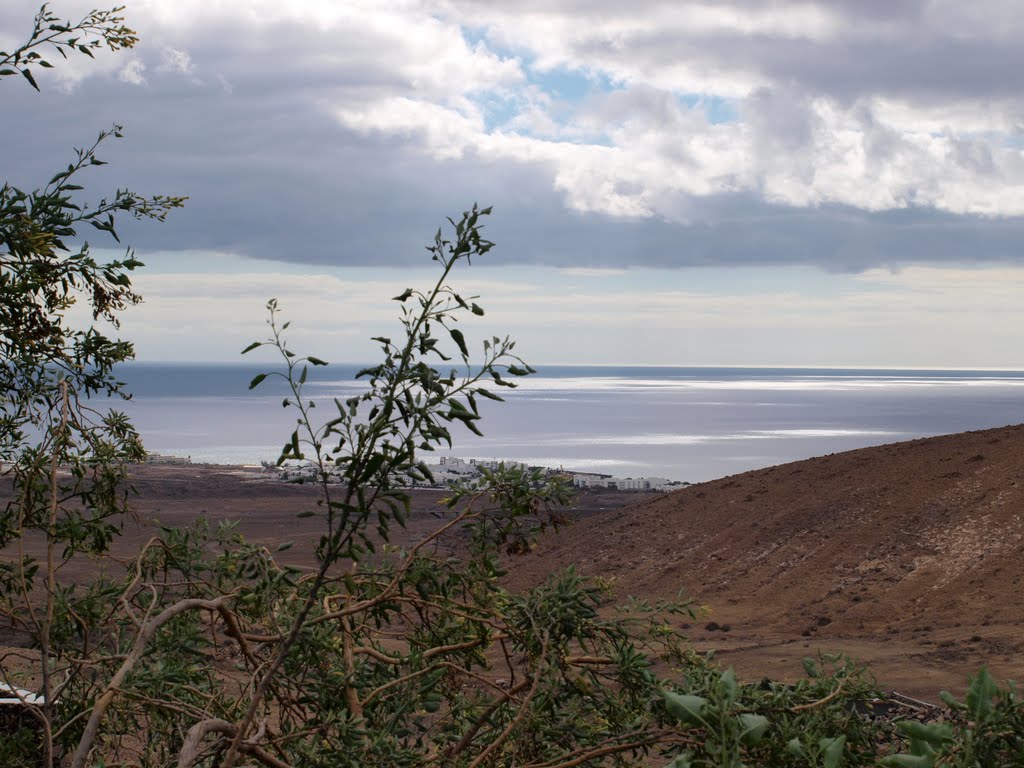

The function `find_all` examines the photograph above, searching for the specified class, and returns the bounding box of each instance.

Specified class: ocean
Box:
[112,363,1024,483]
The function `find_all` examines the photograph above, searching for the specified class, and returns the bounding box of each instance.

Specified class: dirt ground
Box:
[503,424,1024,703]
[0,465,638,598]
[6,426,1024,704]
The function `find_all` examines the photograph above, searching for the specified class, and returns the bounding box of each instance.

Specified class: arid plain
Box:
[7,424,1024,703]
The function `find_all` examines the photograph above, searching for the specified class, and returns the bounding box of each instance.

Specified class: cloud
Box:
[103,258,1024,367]
[158,46,195,76]
[2,0,1023,276]
[117,59,147,86]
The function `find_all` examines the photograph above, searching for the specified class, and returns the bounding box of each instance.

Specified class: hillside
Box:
[505,423,1024,701]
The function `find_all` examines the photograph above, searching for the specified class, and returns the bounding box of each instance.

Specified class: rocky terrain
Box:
[503,423,1024,701]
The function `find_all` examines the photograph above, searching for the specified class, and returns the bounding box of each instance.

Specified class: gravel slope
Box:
[503,424,1024,700]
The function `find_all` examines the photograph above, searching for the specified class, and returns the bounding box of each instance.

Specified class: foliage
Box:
[655,658,1024,767]
[0,5,183,768]
[0,2,185,462]
[876,668,1024,768]
[0,3,139,92]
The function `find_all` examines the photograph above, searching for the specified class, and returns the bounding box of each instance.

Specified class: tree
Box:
[0,4,184,403]
[0,5,183,767]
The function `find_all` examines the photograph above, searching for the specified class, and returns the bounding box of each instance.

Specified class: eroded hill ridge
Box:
[507,423,1024,698]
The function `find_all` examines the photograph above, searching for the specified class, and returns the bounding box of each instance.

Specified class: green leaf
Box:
[307,356,328,366]
[786,738,805,757]
[241,341,262,354]
[966,667,997,723]
[820,736,846,768]
[939,690,966,711]
[660,690,706,725]
[470,302,485,316]
[248,373,268,390]
[737,713,769,747]
[393,288,413,302]
[21,67,39,91]
[879,755,933,768]
[717,667,738,705]
[276,541,294,551]
[898,721,952,745]
[449,328,468,357]
[296,510,315,519]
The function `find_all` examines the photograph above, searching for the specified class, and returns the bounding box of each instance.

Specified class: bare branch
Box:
[177,718,294,768]
[69,596,233,768]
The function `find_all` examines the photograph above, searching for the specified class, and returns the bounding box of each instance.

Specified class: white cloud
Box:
[118,59,147,86]
[19,0,1024,219]
[158,46,194,76]
[335,97,484,161]
[5,0,1024,276]
[337,81,1024,218]
[32,0,1004,223]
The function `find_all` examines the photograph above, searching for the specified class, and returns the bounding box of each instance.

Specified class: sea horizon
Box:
[130,360,1024,373]
[110,362,1024,483]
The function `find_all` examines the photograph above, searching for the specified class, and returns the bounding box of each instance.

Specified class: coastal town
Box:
[263,454,687,492]
[146,451,685,492]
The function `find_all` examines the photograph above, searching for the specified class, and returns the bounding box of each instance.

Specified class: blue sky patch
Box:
[678,94,739,125]
[527,65,615,104]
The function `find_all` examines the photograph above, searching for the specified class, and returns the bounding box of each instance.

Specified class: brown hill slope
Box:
[506,424,1024,701]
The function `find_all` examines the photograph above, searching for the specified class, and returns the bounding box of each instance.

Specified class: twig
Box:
[466,633,550,768]
[791,679,846,712]
[69,596,233,768]
[177,718,293,768]
[361,662,445,707]
[443,679,532,762]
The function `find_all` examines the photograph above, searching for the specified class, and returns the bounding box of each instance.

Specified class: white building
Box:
[570,473,673,491]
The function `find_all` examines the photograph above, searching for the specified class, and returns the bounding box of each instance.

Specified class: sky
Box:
[5,0,1024,367]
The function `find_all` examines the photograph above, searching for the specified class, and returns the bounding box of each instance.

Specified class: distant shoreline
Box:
[121,365,1024,483]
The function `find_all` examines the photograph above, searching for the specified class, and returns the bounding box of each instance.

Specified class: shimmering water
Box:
[112,364,1024,482]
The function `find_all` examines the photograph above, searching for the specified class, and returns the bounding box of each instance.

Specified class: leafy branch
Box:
[0,3,137,91]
